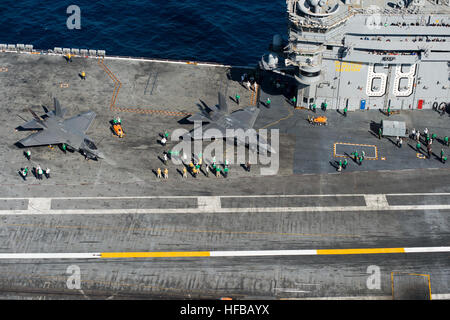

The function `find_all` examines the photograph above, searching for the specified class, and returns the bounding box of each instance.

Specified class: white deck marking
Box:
[404,247,450,253]
[0,193,448,215]
[1,204,450,215]
[431,293,450,300]
[27,198,51,213]
[0,194,367,200]
[103,55,231,68]
[364,194,389,209]
[197,196,221,212]
[284,295,393,300]
[210,250,318,257]
[0,253,100,259]
[284,293,450,300]
[1,192,450,201]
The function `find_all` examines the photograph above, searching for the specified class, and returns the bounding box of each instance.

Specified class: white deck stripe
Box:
[0,253,100,259]
[210,250,318,257]
[289,293,450,300]
[287,295,393,300]
[103,55,231,68]
[1,204,450,215]
[431,293,450,300]
[0,194,367,200]
[285,294,450,300]
[1,192,450,201]
[404,246,450,253]
[0,193,450,215]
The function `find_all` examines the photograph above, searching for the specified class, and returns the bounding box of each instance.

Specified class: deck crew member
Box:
[343,159,348,169]
[37,165,43,180]
[216,166,221,177]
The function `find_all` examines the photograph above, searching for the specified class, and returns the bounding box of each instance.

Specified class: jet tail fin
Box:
[54,98,63,117]
[217,92,229,114]
[28,108,47,128]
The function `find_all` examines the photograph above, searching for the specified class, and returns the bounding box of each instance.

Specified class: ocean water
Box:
[0,0,286,66]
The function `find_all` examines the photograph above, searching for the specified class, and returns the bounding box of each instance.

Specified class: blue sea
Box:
[0,0,286,66]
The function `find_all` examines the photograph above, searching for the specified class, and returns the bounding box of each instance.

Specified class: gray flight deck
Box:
[0,50,448,300]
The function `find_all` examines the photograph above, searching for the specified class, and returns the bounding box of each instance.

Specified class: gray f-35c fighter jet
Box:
[184,92,276,154]
[17,98,104,160]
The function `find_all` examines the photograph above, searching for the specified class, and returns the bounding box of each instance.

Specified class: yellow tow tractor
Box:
[308,115,328,126]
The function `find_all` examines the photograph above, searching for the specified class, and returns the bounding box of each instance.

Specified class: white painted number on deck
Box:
[66,264,81,289]
[366,265,381,290]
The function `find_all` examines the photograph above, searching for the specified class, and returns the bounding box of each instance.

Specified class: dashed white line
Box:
[0,193,450,215]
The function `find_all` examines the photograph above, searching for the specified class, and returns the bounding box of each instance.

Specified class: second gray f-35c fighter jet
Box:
[17,98,104,160]
[184,92,276,154]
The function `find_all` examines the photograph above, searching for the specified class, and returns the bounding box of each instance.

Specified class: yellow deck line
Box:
[317,248,405,255]
[335,142,377,147]
[101,251,211,258]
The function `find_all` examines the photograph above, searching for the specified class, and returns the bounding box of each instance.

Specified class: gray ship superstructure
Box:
[261,0,450,111]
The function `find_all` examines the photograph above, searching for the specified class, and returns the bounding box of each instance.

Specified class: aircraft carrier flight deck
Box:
[0,1,449,300]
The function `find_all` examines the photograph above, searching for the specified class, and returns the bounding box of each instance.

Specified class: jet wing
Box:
[229,106,260,129]
[63,111,96,133]
[235,131,276,154]
[187,111,210,123]
[184,122,228,140]
[18,130,65,147]
[19,119,43,130]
